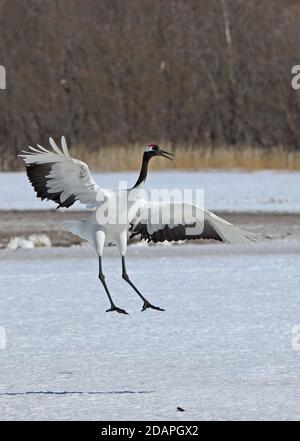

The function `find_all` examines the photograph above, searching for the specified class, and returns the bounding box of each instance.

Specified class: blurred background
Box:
[1,0,300,171]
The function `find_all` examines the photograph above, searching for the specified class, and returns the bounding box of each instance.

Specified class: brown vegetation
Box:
[1,0,300,170]
[62,144,300,172]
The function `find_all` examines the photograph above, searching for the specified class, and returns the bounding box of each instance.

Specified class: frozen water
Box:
[1,170,300,212]
[0,242,299,420]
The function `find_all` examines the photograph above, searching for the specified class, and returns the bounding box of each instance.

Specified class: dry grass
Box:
[7,144,300,172]
[70,144,300,172]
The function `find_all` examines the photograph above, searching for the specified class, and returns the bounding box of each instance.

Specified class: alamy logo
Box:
[292,324,300,351]
[94,183,205,236]
[0,65,6,90]
[0,326,6,350]
[291,65,300,90]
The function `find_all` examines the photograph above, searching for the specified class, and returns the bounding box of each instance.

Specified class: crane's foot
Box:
[106,305,128,315]
[141,301,165,312]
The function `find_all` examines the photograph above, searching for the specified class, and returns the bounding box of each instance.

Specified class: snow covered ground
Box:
[0,242,300,420]
[1,170,300,212]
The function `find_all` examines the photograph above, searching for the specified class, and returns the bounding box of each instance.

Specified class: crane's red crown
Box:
[146,144,159,151]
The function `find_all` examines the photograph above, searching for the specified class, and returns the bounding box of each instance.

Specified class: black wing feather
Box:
[129,220,222,243]
[26,164,77,208]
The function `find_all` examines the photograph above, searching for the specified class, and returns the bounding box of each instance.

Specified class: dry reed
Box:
[8,144,300,172]
[70,144,300,172]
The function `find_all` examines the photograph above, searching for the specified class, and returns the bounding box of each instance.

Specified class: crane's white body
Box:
[63,188,140,253]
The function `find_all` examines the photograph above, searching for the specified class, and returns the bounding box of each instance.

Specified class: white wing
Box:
[129,201,258,244]
[20,137,105,208]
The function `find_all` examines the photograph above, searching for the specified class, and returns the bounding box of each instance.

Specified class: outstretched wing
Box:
[129,202,258,244]
[20,137,104,208]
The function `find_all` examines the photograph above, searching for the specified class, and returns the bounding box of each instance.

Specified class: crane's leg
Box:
[121,256,165,312]
[94,231,128,315]
[98,257,128,314]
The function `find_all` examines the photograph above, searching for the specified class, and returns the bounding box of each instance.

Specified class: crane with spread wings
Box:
[20,138,256,314]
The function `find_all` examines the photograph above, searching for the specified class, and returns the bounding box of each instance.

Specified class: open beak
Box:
[158,148,175,160]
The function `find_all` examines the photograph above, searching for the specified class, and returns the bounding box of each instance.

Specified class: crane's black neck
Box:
[132,153,150,189]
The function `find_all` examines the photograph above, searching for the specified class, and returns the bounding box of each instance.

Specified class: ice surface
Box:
[1,170,300,212]
[0,243,300,420]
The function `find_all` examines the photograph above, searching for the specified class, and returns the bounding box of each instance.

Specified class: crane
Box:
[20,138,256,314]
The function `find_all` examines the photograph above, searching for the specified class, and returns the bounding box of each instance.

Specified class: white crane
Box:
[20,138,256,314]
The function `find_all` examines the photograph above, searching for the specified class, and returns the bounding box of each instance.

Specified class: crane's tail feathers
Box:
[206,211,260,244]
[63,220,91,242]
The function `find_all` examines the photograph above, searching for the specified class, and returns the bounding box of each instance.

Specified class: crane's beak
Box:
[158,148,175,160]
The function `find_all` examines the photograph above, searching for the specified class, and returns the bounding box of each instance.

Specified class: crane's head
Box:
[144,144,175,160]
